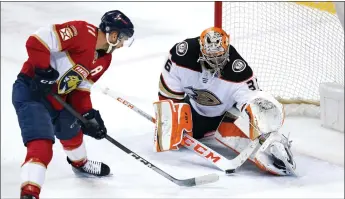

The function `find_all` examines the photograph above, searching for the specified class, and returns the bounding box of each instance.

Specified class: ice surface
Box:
[1,2,343,198]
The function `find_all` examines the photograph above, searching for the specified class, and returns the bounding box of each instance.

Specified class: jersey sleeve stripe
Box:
[88,29,96,37]
[159,82,185,100]
[31,34,50,51]
[158,92,184,102]
[159,74,184,95]
[52,25,62,51]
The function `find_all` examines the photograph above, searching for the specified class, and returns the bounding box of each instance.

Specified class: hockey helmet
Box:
[199,27,230,71]
[99,10,135,52]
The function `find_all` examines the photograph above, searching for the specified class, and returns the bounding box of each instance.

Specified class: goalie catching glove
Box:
[217,92,296,175]
[244,93,296,175]
[153,100,193,152]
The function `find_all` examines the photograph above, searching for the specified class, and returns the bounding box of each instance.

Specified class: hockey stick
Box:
[51,93,219,187]
[95,86,261,174]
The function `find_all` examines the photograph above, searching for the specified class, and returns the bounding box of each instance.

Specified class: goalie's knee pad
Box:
[153,100,193,152]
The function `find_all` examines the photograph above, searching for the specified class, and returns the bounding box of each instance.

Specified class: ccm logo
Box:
[40,80,55,85]
[117,97,134,109]
[183,136,221,163]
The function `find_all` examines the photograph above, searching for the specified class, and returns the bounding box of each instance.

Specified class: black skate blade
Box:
[71,167,113,178]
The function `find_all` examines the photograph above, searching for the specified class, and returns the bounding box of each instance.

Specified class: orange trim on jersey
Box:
[32,34,50,51]
[52,24,62,51]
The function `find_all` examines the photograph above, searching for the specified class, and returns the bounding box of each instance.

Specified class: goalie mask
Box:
[199,27,230,72]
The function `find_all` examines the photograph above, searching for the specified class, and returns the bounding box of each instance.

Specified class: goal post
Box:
[214,2,344,109]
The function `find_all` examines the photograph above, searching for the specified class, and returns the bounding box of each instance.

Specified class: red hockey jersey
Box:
[21,20,111,114]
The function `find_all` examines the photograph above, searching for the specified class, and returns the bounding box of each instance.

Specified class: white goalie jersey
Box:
[158,37,261,118]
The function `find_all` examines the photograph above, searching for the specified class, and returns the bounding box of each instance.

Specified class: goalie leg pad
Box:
[153,100,193,152]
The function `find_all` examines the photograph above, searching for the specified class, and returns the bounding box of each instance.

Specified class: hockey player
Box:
[12,10,134,199]
[153,27,296,176]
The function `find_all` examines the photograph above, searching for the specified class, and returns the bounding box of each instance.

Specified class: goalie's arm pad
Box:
[153,100,193,152]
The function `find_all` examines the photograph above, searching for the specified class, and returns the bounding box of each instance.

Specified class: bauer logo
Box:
[232,59,246,72]
[176,41,188,56]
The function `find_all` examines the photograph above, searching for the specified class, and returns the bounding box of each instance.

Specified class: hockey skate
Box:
[67,157,111,177]
[20,194,37,199]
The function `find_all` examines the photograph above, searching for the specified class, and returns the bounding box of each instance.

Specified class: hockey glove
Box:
[81,109,107,140]
[31,66,59,99]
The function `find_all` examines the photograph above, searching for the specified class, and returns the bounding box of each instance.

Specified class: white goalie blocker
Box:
[216,91,297,175]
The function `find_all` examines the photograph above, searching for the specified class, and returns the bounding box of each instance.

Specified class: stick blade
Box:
[175,173,219,187]
[194,173,219,186]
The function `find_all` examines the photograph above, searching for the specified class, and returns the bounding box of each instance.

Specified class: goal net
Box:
[215,2,344,109]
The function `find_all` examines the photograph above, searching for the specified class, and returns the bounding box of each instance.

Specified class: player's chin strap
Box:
[93,85,264,174]
[105,33,119,53]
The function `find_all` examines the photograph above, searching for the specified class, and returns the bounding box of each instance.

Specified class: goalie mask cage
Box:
[215,2,344,106]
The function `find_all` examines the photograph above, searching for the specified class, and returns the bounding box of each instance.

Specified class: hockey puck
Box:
[225,169,235,174]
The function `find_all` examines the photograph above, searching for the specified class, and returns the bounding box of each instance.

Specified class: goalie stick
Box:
[51,93,219,187]
[94,86,261,174]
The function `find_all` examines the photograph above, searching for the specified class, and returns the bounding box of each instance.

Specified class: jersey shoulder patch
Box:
[220,45,253,83]
[55,21,97,48]
[175,41,188,56]
[169,37,201,72]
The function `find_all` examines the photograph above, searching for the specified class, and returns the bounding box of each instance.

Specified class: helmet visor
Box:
[118,32,135,47]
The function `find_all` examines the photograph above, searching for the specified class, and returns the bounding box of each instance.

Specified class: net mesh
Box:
[220,2,344,105]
